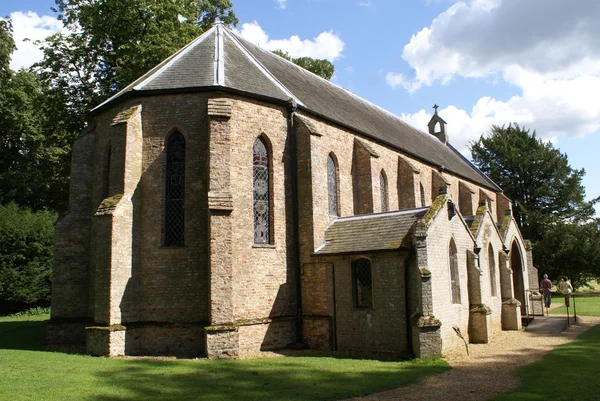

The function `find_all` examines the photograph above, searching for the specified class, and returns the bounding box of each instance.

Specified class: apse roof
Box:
[93,23,500,191]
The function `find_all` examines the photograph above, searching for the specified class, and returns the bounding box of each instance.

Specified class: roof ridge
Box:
[228,27,430,139]
[91,27,217,111]
[223,28,303,106]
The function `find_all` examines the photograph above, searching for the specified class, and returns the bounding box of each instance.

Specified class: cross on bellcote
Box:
[433,104,439,114]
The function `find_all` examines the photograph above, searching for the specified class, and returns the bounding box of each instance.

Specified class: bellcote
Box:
[428,104,448,145]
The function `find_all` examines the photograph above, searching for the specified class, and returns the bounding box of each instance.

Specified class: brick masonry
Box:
[49,90,532,359]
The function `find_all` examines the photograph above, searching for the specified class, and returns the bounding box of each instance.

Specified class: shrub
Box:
[0,203,56,314]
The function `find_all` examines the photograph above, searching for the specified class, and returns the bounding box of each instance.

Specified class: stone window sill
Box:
[252,244,276,249]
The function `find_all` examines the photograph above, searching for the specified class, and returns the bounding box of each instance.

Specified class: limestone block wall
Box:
[503,219,531,313]
[227,97,297,351]
[331,252,410,357]
[296,112,501,254]
[51,130,97,321]
[475,212,505,335]
[425,199,476,353]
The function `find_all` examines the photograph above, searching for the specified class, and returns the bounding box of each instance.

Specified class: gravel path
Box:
[349,315,600,401]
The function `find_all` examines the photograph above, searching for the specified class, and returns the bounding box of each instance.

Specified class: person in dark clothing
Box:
[540,274,552,309]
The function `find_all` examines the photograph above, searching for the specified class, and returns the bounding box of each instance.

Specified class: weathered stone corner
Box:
[86,325,126,356]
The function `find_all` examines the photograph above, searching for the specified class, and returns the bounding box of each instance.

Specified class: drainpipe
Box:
[287,99,303,345]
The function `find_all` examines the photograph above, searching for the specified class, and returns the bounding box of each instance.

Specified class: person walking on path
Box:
[559,276,574,307]
[540,274,552,309]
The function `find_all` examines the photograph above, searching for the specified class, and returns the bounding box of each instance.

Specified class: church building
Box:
[47,22,539,359]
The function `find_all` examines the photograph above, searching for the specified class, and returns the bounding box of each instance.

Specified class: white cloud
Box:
[385,72,409,90]
[8,11,64,70]
[236,21,344,62]
[392,0,600,143]
[359,1,374,8]
[276,0,287,9]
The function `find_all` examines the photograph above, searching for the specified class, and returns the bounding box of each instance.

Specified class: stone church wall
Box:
[227,97,297,353]
[424,199,474,354]
[476,212,505,336]
[330,252,410,357]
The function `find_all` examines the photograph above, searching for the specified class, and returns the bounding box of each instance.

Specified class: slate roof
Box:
[314,208,429,255]
[93,23,500,191]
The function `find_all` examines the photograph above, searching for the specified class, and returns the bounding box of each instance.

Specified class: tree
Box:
[35,0,238,124]
[0,19,15,79]
[0,19,75,212]
[272,50,335,80]
[470,124,595,241]
[0,203,56,314]
[534,221,600,289]
[470,124,599,286]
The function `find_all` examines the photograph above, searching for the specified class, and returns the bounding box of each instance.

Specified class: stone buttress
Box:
[203,98,238,359]
[86,105,143,356]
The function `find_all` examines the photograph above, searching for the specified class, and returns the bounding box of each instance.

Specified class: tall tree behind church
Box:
[470,123,595,241]
[470,124,599,286]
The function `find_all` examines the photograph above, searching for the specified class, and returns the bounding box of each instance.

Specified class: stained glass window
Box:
[449,240,461,304]
[253,137,270,244]
[353,258,373,308]
[488,244,497,297]
[327,154,339,218]
[165,132,185,246]
[380,170,388,212]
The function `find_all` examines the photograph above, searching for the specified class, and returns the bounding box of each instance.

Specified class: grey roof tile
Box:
[315,208,428,255]
[93,24,500,191]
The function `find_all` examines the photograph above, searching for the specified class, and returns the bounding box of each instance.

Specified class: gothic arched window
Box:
[449,239,461,304]
[165,131,185,246]
[253,137,271,244]
[352,258,373,308]
[488,244,497,297]
[327,153,339,218]
[380,170,388,212]
[420,183,426,207]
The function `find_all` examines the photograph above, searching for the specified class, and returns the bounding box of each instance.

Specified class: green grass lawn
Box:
[492,324,600,401]
[549,295,600,316]
[0,314,449,401]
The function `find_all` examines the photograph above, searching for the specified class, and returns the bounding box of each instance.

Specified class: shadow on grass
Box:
[91,357,449,401]
[0,320,46,351]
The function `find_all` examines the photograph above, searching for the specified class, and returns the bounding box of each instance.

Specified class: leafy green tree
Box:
[470,124,599,286]
[534,221,600,289]
[35,0,237,124]
[0,19,15,79]
[0,20,75,212]
[272,49,335,80]
[470,124,595,241]
[0,203,56,314]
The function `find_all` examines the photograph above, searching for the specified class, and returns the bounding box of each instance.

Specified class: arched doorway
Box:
[510,241,526,313]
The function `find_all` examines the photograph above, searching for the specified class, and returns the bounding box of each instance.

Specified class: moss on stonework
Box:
[470,304,492,315]
[86,324,126,331]
[387,237,404,249]
[499,214,512,237]
[422,194,448,228]
[204,323,237,333]
[95,194,124,216]
[112,106,139,124]
[414,315,441,328]
[419,267,431,277]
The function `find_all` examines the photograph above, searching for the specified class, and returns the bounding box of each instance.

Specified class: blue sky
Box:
[3,0,599,214]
